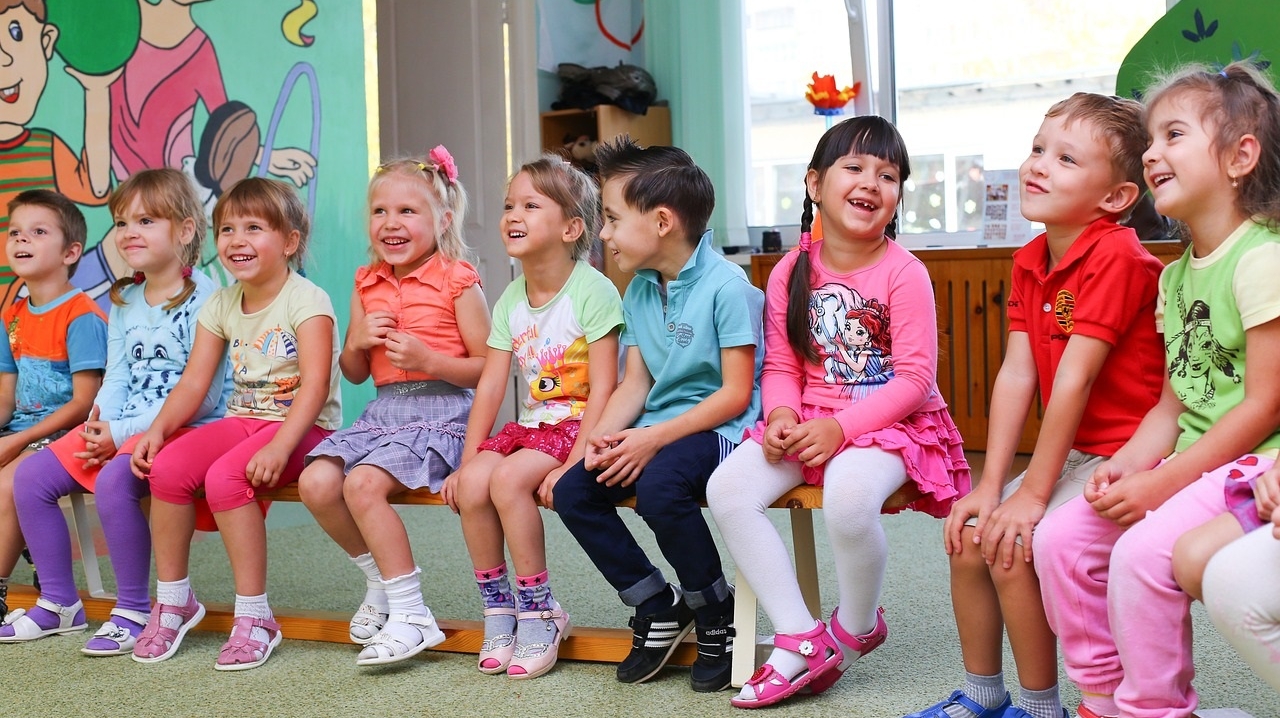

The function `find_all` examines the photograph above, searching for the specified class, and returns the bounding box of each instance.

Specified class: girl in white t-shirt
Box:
[444,154,622,679]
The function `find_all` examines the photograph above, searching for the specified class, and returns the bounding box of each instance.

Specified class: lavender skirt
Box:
[306,381,472,493]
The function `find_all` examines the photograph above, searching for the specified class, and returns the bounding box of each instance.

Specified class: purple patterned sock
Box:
[515,570,554,612]
[474,563,514,609]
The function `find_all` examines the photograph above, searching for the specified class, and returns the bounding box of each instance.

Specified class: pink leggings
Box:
[147,416,332,512]
[1034,454,1271,718]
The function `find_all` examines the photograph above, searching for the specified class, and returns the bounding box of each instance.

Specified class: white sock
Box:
[382,568,431,645]
[351,553,388,613]
[156,578,192,629]
[234,593,274,645]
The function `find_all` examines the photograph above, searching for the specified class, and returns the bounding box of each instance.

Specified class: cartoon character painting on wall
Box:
[809,282,894,399]
[0,0,114,304]
[0,0,325,306]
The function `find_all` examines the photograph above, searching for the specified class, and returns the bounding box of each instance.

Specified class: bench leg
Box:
[68,494,111,599]
[731,565,759,688]
[790,508,821,619]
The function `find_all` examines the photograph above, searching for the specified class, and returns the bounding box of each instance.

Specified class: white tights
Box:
[1202,525,1280,691]
[708,439,906,685]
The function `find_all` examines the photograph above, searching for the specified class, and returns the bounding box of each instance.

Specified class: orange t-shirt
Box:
[355,255,481,386]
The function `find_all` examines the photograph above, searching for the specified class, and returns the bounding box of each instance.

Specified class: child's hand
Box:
[943,488,998,555]
[1088,468,1174,527]
[1255,466,1280,526]
[762,416,798,463]
[1084,460,1125,502]
[441,469,463,514]
[384,331,439,373]
[73,405,118,469]
[350,310,396,351]
[538,462,575,510]
[594,427,662,487]
[0,434,25,466]
[584,434,613,472]
[130,430,166,479]
[979,490,1048,568]
[780,417,844,467]
[246,442,291,488]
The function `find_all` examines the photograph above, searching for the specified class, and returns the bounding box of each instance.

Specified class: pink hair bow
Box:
[428,145,458,185]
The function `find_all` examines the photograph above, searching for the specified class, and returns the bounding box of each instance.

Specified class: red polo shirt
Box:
[1007,219,1165,455]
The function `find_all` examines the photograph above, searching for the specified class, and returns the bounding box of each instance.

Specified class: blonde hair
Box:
[213,177,311,271]
[106,168,207,311]
[368,156,471,263]
[512,154,600,261]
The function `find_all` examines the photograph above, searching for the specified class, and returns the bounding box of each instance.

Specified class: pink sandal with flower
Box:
[729,620,841,709]
[807,606,888,695]
[214,616,282,671]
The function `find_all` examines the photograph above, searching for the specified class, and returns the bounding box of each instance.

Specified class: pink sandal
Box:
[132,593,206,664]
[507,607,571,680]
[806,606,888,695]
[729,620,841,709]
[478,606,517,674]
[214,616,283,671]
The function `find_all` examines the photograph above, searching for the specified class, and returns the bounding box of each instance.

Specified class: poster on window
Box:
[980,170,1035,246]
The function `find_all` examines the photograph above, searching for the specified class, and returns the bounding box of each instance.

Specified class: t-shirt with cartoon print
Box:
[488,262,623,426]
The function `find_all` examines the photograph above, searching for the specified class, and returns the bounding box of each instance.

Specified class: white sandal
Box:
[349,601,388,645]
[0,598,87,642]
[355,611,446,666]
[82,608,150,656]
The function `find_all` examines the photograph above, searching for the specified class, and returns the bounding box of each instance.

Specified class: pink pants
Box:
[147,416,332,513]
[1034,454,1272,718]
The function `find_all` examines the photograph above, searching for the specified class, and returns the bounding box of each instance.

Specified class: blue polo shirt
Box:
[621,230,764,443]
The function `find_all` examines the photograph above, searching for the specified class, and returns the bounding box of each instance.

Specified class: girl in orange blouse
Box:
[298,146,490,666]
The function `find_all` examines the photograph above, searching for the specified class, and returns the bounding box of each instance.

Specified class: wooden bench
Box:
[49,481,920,686]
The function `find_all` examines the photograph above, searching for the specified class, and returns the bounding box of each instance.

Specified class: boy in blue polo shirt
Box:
[550,137,764,693]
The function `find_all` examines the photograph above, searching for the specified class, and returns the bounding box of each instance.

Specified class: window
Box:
[742,0,1168,245]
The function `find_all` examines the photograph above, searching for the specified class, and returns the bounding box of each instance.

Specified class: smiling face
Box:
[216,213,298,288]
[806,152,901,244]
[368,174,443,276]
[6,203,78,281]
[113,195,191,275]
[1143,93,1236,225]
[0,5,55,131]
[501,171,578,262]
[1018,114,1121,227]
[599,177,664,274]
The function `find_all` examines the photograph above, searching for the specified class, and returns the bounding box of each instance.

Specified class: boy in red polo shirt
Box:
[905,93,1165,718]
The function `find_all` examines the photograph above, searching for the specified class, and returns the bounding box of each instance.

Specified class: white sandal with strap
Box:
[82,608,151,656]
[0,598,87,642]
[356,611,446,666]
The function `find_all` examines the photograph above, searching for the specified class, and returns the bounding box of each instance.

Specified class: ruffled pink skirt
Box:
[747,403,970,518]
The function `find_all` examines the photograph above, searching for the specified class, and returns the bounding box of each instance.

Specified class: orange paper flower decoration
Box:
[805,72,860,112]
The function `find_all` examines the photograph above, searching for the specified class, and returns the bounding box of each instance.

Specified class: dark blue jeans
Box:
[553,431,731,611]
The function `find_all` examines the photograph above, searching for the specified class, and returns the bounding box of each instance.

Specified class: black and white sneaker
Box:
[616,585,696,684]
[690,600,735,692]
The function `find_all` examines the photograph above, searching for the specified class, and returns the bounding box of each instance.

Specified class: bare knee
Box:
[949,527,990,577]
[298,459,345,510]
[1172,531,1213,601]
[342,466,396,514]
[455,463,494,515]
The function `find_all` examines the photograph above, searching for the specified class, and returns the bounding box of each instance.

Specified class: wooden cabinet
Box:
[751,241,1184,452]
[540,106,672,296]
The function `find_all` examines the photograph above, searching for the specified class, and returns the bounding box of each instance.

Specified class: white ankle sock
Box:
[382,568,430,645]
[351,553,388,612]
[234,593,274,645]
[156,578,192,629]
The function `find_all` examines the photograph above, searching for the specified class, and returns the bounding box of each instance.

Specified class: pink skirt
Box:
[747,403,970,518]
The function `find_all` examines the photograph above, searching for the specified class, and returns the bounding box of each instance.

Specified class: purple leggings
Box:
[13,450,151,613]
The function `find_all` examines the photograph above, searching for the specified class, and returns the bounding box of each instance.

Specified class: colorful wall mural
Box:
[0,0,375,326]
